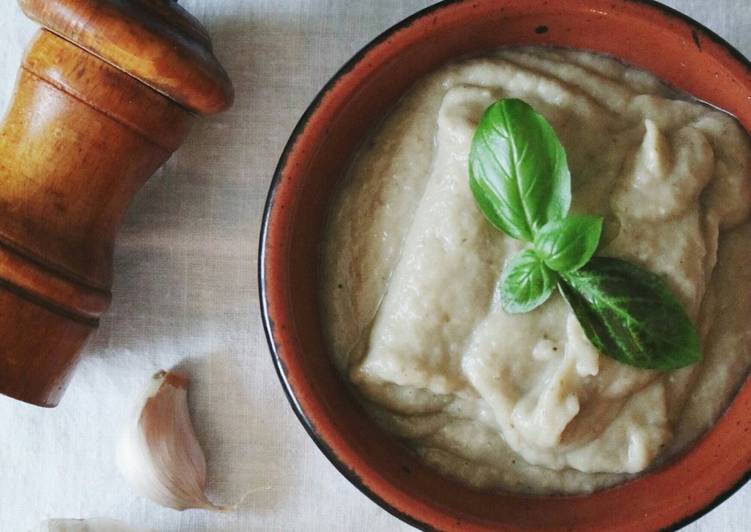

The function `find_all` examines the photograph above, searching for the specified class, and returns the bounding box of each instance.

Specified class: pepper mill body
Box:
[0,0,233,407]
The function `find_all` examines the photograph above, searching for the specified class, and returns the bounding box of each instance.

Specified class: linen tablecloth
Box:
[0,1,749,530]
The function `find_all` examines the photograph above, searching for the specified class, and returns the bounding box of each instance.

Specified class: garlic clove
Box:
[116,370,227,511]
[30,518,152,532]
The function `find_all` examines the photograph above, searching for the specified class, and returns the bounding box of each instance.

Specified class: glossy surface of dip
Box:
[321,47,751,494]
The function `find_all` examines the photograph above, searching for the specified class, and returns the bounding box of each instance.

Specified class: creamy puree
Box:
[321,47,751,494]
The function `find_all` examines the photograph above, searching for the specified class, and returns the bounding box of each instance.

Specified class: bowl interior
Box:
[262,0,751,530]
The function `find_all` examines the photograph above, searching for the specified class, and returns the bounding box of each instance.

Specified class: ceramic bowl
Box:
[260,0,751,529]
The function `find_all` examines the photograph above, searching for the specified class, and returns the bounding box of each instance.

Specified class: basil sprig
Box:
[469,98,701,370]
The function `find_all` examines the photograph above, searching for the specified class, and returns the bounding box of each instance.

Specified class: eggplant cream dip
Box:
[321,47,751,494]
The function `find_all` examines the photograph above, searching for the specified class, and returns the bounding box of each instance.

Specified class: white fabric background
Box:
[0,1,748,530]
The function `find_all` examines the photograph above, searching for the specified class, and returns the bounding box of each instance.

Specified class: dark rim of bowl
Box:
[259,1,751,530]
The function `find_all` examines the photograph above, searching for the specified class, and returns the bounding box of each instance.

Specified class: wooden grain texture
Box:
[0,0,232,407]
[19,0,235,115]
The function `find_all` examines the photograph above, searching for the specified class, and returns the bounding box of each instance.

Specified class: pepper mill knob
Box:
[19,0,234,114]
[0,0,233,407]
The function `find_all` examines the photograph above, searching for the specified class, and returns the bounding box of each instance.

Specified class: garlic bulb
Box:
[116,370,227,511]
[30,519,152,532]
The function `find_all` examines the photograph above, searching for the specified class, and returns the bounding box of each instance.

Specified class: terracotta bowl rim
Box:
[259,0,751,529]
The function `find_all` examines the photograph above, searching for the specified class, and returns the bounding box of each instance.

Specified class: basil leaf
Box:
[500,249,558,314]
[559,257,701,370]
[468,97,701,370]
[536,215,603,273]
[469,99,571,242]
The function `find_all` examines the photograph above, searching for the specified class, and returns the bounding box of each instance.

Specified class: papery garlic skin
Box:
[30,518,152,532]
[116,370,226,511]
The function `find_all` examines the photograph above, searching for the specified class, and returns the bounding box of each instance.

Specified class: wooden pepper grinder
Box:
[0,0,233,407]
